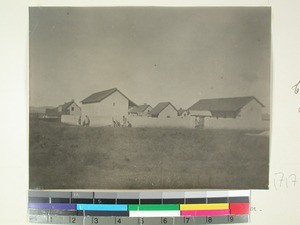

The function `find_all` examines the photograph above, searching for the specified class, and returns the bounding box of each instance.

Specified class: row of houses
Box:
[45,87,268,128]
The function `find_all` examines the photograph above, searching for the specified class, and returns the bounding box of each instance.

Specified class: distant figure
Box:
[84,115,90,127]
[195,117,198,128]
[127,121,132,128]
[78,116,81,125]
[122,116,127,127]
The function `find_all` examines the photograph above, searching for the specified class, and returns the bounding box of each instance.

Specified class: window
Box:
[113,102,115,106]
[71,107,74,111]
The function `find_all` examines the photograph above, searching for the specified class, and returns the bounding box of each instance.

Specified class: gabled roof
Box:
[129,104,151,114]
[189,96,264,112]
[150,102,177,117]
[81,88,136,106]
[61,100,76,111]
[177,108,187,116]
[45,100,79,116]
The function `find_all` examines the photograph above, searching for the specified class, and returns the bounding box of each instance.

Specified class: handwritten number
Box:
[71,217,76,223]
[289,174,297,186]
[274,172,297,189]
[229,216,234,222]
[274,172,284,189]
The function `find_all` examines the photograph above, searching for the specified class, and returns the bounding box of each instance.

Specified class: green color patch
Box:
[128,204,179,211]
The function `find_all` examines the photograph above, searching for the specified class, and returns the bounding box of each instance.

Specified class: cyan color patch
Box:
[76,204,127,211]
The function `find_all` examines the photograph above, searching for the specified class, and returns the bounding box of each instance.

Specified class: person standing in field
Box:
[78,116,81,125]
[84,115,90,127]
[122,116,127,127]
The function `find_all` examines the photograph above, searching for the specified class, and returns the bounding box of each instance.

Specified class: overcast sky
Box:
[29,7,271,111]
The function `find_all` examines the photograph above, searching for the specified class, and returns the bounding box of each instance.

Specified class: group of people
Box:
[78,115,132,127]
[78,115,90,127]
[112,116,132,127]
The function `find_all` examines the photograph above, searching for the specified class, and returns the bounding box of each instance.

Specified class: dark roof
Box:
[60,100,77,111]
[45,108,61,117]
[129,104,151,114]
[81,88,136,106]
[150,102,177,117]
[189,96,264,112]
[177,108,187,116]
[45,100,80,116]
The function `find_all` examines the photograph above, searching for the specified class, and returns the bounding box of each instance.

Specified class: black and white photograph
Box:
[29,7,271,189]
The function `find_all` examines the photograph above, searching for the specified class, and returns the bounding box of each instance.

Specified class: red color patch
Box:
[230,203,250,215]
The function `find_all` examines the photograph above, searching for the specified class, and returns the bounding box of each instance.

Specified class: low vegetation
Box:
[29,117,269,189]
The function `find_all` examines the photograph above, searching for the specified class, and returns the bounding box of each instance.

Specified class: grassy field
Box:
[29,117,269,189]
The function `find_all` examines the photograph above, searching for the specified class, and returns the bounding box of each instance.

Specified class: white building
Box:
[129,104,152,116]
[81,88,136,120]
[149,102,178,118]
[177,108,189,117]
[45,100,81,118]
[188,96,266,129]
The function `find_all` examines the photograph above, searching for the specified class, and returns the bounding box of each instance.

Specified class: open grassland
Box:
[29,117,269,189]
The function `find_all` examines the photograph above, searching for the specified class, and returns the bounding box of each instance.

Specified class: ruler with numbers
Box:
[28,190,250,224]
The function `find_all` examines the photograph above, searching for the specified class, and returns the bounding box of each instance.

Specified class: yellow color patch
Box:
[180,203,229,210]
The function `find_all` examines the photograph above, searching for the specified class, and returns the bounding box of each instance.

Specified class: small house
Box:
[129,104,152,116]
[45,100,81,118]
[149,102,178,118]
[177,108,189,117]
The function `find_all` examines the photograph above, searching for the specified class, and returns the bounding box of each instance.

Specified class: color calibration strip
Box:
[28,190,250,224]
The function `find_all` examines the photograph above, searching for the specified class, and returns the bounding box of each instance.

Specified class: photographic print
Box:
[29,7,271,189]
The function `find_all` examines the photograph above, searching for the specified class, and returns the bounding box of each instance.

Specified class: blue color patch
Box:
[76,204,128,211]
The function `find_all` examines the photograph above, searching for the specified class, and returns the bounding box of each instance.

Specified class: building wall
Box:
[238,99,263,121]
[61,115,81,125]
[68,102,81,116]
[158,104,178,118]
[81,91,129,121]
[204,117,269,130]
[204,100,266,130]
[179,110,189,117]
[128,117,194,128]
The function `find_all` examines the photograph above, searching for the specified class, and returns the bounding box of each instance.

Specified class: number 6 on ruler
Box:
[161,218,168,224]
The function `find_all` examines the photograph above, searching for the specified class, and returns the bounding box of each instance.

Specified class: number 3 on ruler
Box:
[92,217,98,224]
